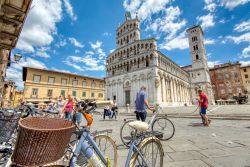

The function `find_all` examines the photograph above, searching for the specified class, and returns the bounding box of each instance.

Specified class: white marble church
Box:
[105,13,214,107]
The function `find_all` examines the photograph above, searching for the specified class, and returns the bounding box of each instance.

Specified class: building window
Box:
[33,75,41,83]
[91,92,95,97]
[47,89,53,97]
[82,81,87,87]
[82,92,86,97]
[234,72,238,78]
[243,68,247,72]
[98,93,103,98]
[48,77,55,84]
[31,88,38,97]
[245,74,249,78]
[196,54,199,60]
[91,82,96,88]
[61,79,67,85]
[195,45,198,50]
[72,91,76,96]
[99,84,103,88]
[61,90,65,96]
[72,80,78,87]
[220,89,225,94]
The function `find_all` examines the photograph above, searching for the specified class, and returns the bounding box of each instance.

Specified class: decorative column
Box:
[162,76,166,102]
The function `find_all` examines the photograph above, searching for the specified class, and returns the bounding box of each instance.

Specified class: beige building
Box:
[240,65,250,94]
[23,67,105,103]
[0,0,32,104]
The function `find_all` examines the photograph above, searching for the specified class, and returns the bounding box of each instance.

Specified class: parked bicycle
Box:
[4,100,118,167]
[124,120,164,167]
[120,104,175,147]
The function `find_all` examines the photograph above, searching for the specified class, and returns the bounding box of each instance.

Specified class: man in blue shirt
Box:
[135,86,152,122]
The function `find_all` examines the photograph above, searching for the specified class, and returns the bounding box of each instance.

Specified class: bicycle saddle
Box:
[129,121,149,131]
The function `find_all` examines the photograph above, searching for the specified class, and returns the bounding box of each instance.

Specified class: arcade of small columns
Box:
[106,52,154,77]
[106,40,156,64]
[157,71,191,104]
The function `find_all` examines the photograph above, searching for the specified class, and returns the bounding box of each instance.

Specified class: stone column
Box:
[170,79,173,102]
[162,77,166,102]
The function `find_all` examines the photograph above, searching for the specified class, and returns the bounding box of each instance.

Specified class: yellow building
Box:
[22,67,105,103]
[240,65,250,94]
[2,80,16,107]
[13,91,24,107]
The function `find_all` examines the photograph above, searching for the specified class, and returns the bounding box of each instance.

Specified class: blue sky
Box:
[7,0,250,89]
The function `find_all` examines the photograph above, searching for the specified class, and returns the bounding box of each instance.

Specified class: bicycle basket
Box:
[0,111,19,143]
[11,117,76,166]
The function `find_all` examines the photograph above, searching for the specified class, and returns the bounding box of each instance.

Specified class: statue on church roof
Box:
[125,11,131,20]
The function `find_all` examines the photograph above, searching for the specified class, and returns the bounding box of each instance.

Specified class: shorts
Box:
[200,107,207,115]
[135,111,147,122]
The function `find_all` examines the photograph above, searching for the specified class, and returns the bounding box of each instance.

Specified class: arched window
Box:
[196,54,199,60]
[150,43,153,49]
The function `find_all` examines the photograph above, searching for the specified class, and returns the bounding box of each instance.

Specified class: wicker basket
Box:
[11,117,76,166]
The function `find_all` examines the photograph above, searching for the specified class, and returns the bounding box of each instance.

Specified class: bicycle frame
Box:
[70,128,107,167]
[125,130,149,167]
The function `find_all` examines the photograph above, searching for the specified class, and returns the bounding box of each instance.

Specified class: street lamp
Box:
[13,53,22,62]
[0,53,22,64]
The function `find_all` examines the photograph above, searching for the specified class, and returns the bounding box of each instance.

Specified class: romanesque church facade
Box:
[105,14,214,107]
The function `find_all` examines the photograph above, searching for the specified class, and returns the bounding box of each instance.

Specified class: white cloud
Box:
[90,41,102,49]
[75,49,80,53]
[240,60,250,66]
[63,0,77,21]
[103,32,112,36]
[64,40,106,71]
[110,49,115,53]
[159,31,189,50]
[227,32,250,44]
[205,38,216,45]
[234,19,250,32]
[197,13,215,30]
[6,57,47,89]
[64,55,105,71]
[240,45,250,58]
[51,67,71,73]
[220,0,250,10]
[68,37,84,48]
[146,6,186,40]
[123,0,171,21]
[35,47,50,58]
[56,38,67,47]
[16,0,63,53]
[204,0,217,12]
[207,60,221,68]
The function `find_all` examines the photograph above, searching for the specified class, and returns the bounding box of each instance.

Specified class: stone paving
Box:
[90,114,250,167]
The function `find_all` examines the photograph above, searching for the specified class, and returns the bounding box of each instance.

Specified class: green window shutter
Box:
[82,92,86,97]
[72,91,76,96]
[91,92,94,97]
[61,90,65,96]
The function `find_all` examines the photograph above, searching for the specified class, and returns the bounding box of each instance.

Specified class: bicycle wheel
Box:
[129,136,164,167]
[152,117,175,141]
[94,135,118,167]
[120,119,134,147]
[71,135,118,167]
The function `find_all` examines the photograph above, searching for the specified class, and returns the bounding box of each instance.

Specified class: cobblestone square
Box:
[90,107,250,167]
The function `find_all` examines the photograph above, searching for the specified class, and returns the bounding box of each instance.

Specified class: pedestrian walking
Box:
[103,98,112,120]
[56,96,66,118]
[63,94,74,120]
[135,86,152,122]
[111,100,118,119]
[198,89,210,126]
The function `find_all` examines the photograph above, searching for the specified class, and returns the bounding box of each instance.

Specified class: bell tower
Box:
[116,12,140,48]
[186,25,215,104]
